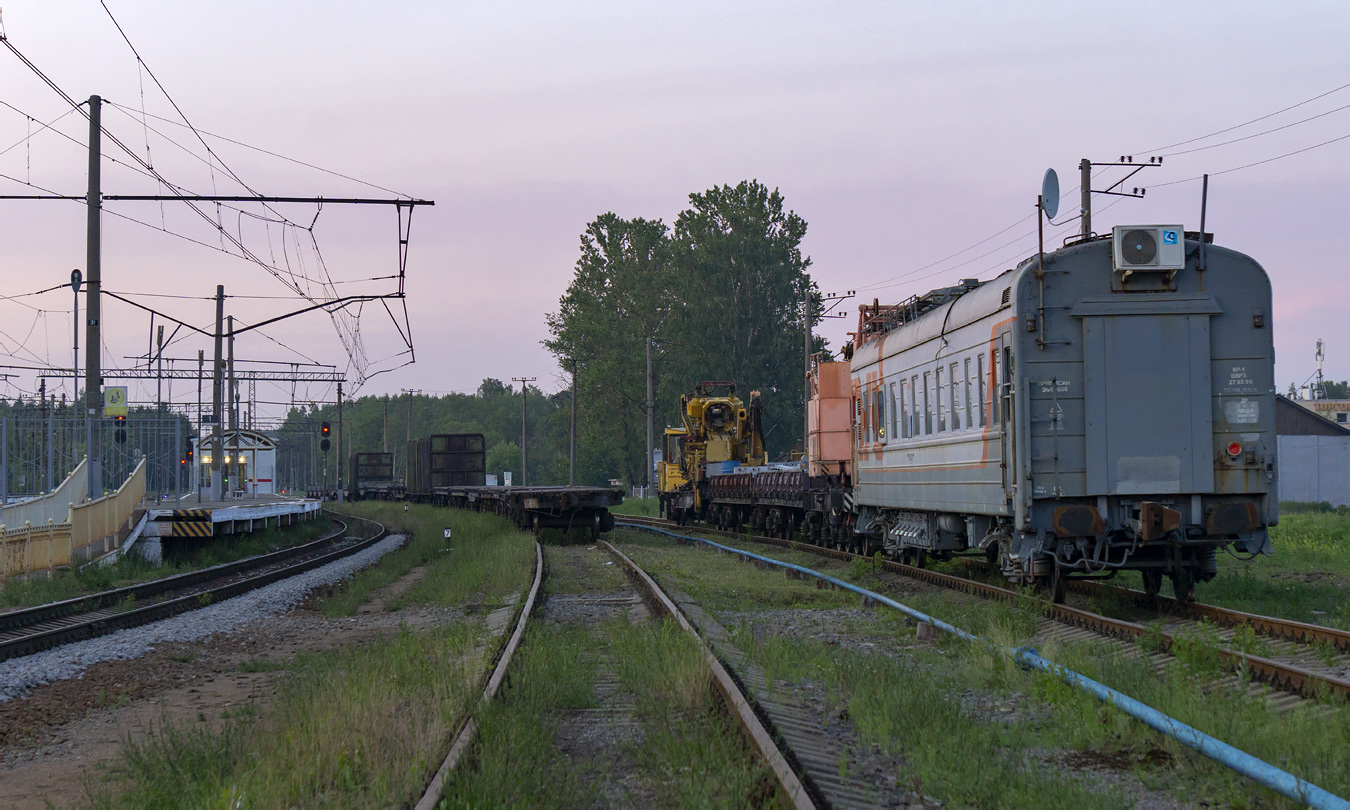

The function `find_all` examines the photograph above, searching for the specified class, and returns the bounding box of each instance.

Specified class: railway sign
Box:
[103,386,128,417]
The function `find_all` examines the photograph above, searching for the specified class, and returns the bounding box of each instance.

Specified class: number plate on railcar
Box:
[524,498,539,509]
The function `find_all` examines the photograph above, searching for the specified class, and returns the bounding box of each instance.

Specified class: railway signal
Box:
[114,414,127,444]
[321,421,332,453]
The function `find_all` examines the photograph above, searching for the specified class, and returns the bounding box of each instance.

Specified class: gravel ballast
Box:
[0,534,405,702]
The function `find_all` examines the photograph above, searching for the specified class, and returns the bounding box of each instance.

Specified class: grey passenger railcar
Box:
[848,226,1275,600]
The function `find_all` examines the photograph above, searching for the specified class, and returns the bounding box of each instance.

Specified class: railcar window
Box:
[887,383,897,442]
[936,366,946,432]
[876,386,886,442]
[923,372,932,435]
[899,380,909,439]
[963,358,973,432]
[863,385,872,444]
[910,375,918,437]
[950,362,962,430]
[977,354,987,428]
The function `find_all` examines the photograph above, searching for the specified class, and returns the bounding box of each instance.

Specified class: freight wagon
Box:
[348,452,403,501]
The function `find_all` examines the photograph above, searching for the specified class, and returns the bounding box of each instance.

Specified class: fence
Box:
[0,459,87,528]
[2,458,145,584]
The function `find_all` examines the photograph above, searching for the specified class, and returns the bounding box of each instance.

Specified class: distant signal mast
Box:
[1315,339,1325,400]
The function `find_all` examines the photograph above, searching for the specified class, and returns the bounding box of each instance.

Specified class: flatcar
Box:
[347,452,404,501]
[848,225,1275,600]
[401,432,622,537]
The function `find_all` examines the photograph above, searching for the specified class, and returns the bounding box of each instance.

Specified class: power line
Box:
[1138,81,1350,154]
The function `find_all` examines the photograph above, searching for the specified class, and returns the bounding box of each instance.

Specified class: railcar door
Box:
[1081,310,1215,496]
[997,333,1015,505]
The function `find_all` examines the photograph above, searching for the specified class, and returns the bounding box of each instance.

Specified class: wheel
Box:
[914,550,928,569]
[1141,569,1164,597]
[1170,569,1195,603]
[1048,563,1067,604]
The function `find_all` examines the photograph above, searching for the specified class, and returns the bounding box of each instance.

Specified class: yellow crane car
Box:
[658,381,766,523]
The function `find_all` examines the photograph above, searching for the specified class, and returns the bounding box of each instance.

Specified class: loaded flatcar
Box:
[348,452,403,501]
[403,432,622,537]
[849,225,1275,600]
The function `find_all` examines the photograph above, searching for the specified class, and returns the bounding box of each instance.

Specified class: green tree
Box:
[545,213,678,486]
[670,180,824,457]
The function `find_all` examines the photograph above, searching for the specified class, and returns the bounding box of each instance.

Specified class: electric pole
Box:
[84,95,102,500]
[646,337,653,494]
[512,377,536,486]
[570,358,577,486]
[211,285,224,500]
[383,394,389,452]
[336,381,344,502]
[197,348,204,503]
[401,388,420,479]
[1080,157,1092,239]
[803,292,810,466]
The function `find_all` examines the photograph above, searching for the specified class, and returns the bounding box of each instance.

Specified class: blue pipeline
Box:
[618,521,1349,810]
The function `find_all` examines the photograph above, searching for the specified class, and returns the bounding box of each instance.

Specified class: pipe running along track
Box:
[616,520,1350,810]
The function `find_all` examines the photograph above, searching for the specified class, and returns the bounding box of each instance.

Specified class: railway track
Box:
[0,511,387,663]
[416,538,818,809]
[614,516,1350,704]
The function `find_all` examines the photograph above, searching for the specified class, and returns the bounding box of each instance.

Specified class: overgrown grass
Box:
[606,618,782,807]
[1111,510,1350,628]
[319,502,535,616]
[91,624,484,809]
[93,507,540,808]
[622,530,1350,806]
[610,497,659,517]
[612,527,856,611]
[442,624,598,807]
[0,517,332,611]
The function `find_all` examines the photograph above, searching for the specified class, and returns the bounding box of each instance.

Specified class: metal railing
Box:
[2,458,145,584]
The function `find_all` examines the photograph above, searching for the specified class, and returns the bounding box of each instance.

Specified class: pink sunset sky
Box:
[1,1,1347,418]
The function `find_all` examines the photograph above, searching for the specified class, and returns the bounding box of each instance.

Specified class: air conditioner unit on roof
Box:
[1112,225,1185,279]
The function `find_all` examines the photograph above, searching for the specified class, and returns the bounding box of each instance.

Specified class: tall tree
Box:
[671,180,823,456]
[545,213,677,485]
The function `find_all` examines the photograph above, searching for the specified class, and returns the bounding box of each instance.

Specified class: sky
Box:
[1,1,1348,420]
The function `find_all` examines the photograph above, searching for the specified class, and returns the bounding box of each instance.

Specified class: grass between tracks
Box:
[614,527,1350,808]
[317,501,537,615]
[89,505,537,809]
[445,542,783,808]
[610,497,660,517]
[0,517,333,612]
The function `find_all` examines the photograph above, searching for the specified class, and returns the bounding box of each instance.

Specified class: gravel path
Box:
[0,534,405,702]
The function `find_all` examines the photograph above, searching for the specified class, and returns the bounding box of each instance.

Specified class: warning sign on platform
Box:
[103,386,128,417]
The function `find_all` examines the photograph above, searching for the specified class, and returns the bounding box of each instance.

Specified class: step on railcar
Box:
[849,225,1275,600]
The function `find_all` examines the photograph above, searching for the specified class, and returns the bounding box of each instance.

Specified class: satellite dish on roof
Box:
[1041,169,1060,219]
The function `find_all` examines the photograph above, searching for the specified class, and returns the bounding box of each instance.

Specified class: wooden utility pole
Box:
[401,388,420,479]
[512,377,536,486]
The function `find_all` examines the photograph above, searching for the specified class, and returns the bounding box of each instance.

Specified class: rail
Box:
[616,517,1350,702]
[618,519,1350,810]
[0,511,386,662]
[415,541,544,810]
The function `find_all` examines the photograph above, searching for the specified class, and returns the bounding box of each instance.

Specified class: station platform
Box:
[143,494,322,538]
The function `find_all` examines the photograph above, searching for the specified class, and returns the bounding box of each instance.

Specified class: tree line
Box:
[273,180,831,489]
